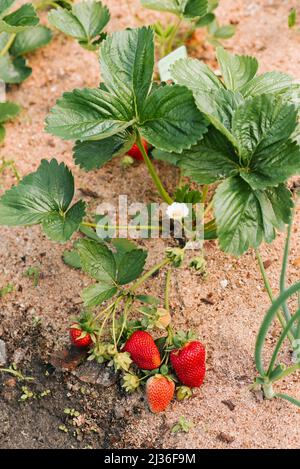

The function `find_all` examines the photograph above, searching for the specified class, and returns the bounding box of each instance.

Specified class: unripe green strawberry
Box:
[123,330,161,370]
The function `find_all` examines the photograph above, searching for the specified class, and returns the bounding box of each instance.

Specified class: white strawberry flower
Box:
[166,202,189,220]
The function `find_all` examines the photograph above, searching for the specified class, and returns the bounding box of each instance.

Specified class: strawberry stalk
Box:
[136,132,173,205]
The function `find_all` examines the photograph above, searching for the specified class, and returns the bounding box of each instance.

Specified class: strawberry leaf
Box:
[0,3,39,33]
[0,54,31,83]
[0,101,20,123]
[73,131,135,170]
[81,283,117,307]
[77,239,117,284]
[216,47,258,91]
[116,248,147,285]
[0,159,85,242]
[10,25,52,56]
[214,179,293,256]
[48,0,110,48]
[46,27,208,166]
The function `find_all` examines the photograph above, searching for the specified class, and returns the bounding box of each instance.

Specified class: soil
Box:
[1,0,300,449]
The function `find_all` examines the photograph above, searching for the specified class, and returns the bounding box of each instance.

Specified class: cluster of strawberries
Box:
[70,325,206,413]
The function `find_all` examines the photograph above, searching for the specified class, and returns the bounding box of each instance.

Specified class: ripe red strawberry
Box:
[123,330,161,370]
[69,311,96,348]
[170,340,206,388]
[70,325,92,348]
[127,139,148,161]
[146,375,175,413]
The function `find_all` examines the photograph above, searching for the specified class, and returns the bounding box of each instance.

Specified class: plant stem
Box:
[255,249,294,344]
[165,17,182,55]
[164,268,172,312]
[136,133,173,205]
[0,33,16,57]
[131,257,171,293]
[80,221,160,231]
[201,185,208,204]
[280,215,294,327]
[117,297,132,345]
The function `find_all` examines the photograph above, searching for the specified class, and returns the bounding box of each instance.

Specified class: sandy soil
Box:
[1,0,300,449]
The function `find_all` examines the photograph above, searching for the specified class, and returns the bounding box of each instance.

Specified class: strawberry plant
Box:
[141,0,235,57]
[46,27,208,207]
[154,47,300,256]
[0,100,20,143]
[48,0,110,50]
[0,1,52,84]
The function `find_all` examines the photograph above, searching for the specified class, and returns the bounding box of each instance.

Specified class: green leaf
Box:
[0,0,15,17]
[48,0,110,44]
[0,124,5,143]
[141,0,208,19]
[72,0,110,39]
[111,238,137,268]
[140,84,208,152]
[63,249,82,269]
[195,12,215,27]
[179,127,239,183]
[42,200,86,243]
[239,72,294,98]
[10,25,52,56]
[232,95,298,167]
[0,3,39,33]
[100,27,154,114]
[77,238,117,284]
[117,248,147,285]
[46,88,134,140]
[214,177,293,256]
[0,159,85,241]
[213,24,235,39]
[81,283,117,307]
[288,8,297,28]
[0,54,31,83]
[140,0,185,15]
[216,47,258,91]
[183,0,208,19]
[0,101,20,123]
[171,57,222,94]
[48,9,85,40]
[152,148,182,166]
[73,131,135,170]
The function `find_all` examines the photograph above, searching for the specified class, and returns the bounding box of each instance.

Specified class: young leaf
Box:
[213,24,235,39]
[100,27,154,115]
[141,0,208,19]
[288,8,297,28]
[0,101,20,123]
[48,0,110,48]
[0,55,31,83]
[216,47,258,91]
[0,3,39,33]
[46,27,208,165]
[0,159,85,242]
[116,248,147,285]
[10,25,52,56]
